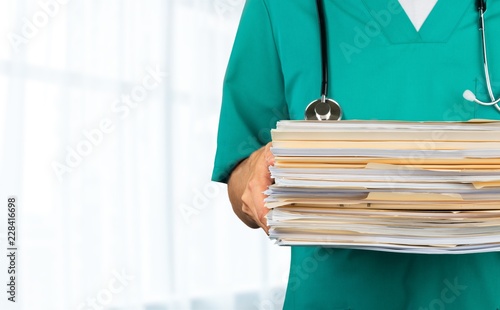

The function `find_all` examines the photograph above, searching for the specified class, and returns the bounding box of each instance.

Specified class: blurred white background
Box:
[0,0,289,309]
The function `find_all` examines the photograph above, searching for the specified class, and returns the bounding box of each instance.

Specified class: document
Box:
[266,120,500,254]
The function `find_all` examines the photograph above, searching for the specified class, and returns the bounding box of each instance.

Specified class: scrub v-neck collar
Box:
[360,0,472,43]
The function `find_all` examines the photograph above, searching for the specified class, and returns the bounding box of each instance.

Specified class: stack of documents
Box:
[266,120,500,254]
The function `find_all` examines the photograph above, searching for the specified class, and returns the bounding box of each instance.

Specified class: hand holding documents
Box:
[266,120,500,254]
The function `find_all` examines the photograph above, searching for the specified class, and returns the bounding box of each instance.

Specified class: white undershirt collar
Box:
[398,0,438,31]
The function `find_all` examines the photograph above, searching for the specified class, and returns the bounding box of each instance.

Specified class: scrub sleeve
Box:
[211,0,288,184]
[212,0,500,309]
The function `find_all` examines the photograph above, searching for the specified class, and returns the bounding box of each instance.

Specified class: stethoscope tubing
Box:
[316,0,329,101]
[478,5,500,111]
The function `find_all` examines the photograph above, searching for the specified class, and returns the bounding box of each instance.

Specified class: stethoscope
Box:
[463,0,500,112]
[305,0,499,121]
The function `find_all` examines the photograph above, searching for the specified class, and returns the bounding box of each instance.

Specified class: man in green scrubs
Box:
[212,0,500,308]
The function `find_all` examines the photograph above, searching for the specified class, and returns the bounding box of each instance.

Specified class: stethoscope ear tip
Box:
[463,90,477,102]
[463,89,500,106]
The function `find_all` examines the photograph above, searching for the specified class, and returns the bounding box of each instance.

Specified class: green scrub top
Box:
[212,0,500,309]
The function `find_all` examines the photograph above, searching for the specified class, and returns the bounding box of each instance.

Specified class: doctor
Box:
[212,0,500,308]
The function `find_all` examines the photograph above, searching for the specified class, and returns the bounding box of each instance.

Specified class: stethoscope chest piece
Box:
[305,97,342,120]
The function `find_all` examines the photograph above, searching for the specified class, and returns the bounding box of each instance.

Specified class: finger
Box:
[252,188,270,235]
[242,184,269,234]
[259,214,270,235]
[264,143,275,166]
[241,189,268,234]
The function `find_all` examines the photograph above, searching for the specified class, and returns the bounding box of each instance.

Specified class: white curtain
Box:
[0,1,289,309]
